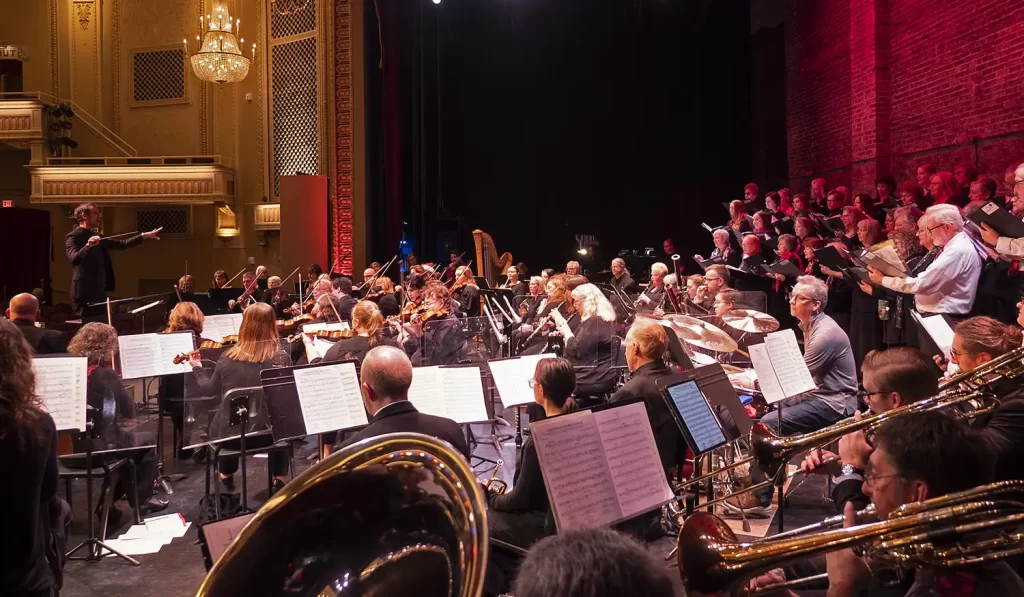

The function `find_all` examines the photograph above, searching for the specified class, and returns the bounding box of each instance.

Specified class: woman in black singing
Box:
[0,320,61,597]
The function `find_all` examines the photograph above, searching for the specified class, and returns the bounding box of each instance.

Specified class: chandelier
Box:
[184,3,255,84]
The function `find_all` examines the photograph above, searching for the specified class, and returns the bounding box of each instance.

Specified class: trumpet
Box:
[679,480,1024,595]
[480,459,508,495]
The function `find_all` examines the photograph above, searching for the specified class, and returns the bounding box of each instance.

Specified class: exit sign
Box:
[1,200,12,208]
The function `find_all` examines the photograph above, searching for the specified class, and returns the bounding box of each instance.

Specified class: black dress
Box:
[1,412,58,597]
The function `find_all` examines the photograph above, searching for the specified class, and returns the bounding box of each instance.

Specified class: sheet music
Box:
[764,329,816,398]
[292,362,367,434]
[594,402,674,519]
[32,356,88,431]
[202,314,243,341]
[201,513,255,564]
[407,366,449,419]
[301,322,351,334]
[118,332,195,379]
[311,338,334,360]
[488,354,555,407]
[439,367,489,423]
[532,412,621,531]
[913,312,955,360]
[748,343,787,404]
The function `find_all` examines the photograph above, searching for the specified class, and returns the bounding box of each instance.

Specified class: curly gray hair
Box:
[68,322,119,367]
[794,275,828,310]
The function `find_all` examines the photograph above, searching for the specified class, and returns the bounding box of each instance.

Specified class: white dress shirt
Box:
[879,231,982,315]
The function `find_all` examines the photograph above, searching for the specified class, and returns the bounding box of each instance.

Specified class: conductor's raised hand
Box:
[143,227,163,240]
[86,235,102,248]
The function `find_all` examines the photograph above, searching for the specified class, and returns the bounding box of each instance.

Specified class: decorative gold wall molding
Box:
[75,1,93,30]
[29,163,235,205]
[0,100,47,141]
[253,203,281,230]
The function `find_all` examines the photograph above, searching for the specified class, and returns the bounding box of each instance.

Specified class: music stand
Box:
[208,288,245,313]
[260,359,365,444]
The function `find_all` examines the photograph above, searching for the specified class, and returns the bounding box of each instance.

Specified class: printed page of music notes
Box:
[32,356,88,431]
[292,362,367,435]
[748,343,786,404]
[202,314,242,341]
[487,358,534,407]
[531,411,622,531]
[593,402,675,521]
[764,329,816,398]
[158,332,197,375]
[118,334,163,380]
[407,366,449,419]
[439,367,489,423]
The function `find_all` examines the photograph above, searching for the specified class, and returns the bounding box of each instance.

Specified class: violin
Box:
[311,329,358,341]
[417,307,449,324]
[171,338,233,364]
[276,313,315,335]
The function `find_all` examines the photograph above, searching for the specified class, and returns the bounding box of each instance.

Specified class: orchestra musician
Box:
[337,345,469,458]
[0,320,65,597]
[66,323,168,517]
[177,274,195,294]
[519,276,545,320]
[564,261,581,276]
[213,269,230,288]
[733,275,858,517]
[228,271,263,311]
[485,358,578,594]
[398,281,463,366]
[6,293,68,354]
[634,262,668,314]
[254,265,269,291]
[502,265,527,298]
[368,276,401,317]
[307,300,397,365]
[330,276,358,321]
[816,412,1023,596]
[610,258,637,294]
[185,303,291,493]
[549,283,618,402]
[450,265,480,317]
[694,264,730,311]
[261,276,289,318]
[65,202,161,315]
[609,319,683,474]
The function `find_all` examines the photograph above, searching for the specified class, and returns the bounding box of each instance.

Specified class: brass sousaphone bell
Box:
[196,433,489,597]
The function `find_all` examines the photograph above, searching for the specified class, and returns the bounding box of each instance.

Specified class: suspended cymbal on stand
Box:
[720,309,780,334]
[664,315,739,354]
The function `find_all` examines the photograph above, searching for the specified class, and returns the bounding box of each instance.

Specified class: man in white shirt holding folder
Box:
[978,162,1024,257]
[867,204,983,317]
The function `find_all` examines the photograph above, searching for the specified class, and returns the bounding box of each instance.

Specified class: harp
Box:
[473,229,513,288]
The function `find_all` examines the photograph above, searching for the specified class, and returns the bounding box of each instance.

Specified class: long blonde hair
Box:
[352,300,386,347]
[224,303,281,363]
[571,283,616,323]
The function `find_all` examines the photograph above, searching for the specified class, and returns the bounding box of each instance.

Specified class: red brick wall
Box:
[782,0,1024,194]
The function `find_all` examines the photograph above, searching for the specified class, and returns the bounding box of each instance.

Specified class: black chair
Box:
[59,454,141,543]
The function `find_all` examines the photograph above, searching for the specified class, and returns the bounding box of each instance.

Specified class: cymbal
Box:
[720,309,780,333]
[664,315,738,353]
[689,351,718,366]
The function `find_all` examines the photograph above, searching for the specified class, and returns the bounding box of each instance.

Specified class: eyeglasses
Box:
[857,388,891,399]
[927,224,945,233]
[789,295,815,303]
[527,379,537,389]
[863,473,904,488]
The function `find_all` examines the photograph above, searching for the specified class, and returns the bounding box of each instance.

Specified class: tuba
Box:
[196,433,489,597]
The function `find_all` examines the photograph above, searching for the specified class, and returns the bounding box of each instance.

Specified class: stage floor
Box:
[60,416,835,597]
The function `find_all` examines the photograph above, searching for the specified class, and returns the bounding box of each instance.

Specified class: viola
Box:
[418,307,449,324]
[171,338,232,364]
[276,313,315,335]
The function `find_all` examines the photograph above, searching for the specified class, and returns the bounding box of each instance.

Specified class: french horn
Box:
[196,432,489,597]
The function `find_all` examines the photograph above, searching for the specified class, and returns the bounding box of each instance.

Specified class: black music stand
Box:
[65,420,143,566]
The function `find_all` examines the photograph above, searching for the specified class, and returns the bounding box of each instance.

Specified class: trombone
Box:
[674,389,1001,512]
[938,344,1024,394]
[679,480,1024,595]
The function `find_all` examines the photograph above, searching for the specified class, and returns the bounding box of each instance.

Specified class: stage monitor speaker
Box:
[280,175,329,287]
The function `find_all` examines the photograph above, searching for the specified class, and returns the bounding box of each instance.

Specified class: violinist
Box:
[160,302,226,458]
[450,266,480,317]
[440,252,465,285]
[185,303,291,493]
[286,278,333,318]
[398,281,463,366]
[368,276,401,318]
[213,270,230,288]
[517,275,570,355]
[308,300,396,365]
[228,271,262,311]
[178,274,195,294]
[67,323,168,516]
[361,267,377,290]
[262,276,290,318]
[330,276,357,322]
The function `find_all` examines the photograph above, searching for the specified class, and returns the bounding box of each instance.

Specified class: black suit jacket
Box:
[609,361,682,475]
[13,319,68,355]
[64,226,144,304]
[339,401,471,460]
[973,387,1024,482]
[611,273,637,294]
[337,293,357,321]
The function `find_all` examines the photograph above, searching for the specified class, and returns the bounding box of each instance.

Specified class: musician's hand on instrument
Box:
[86,235,102,248]
[187,353,203,368]
[866,266,884,284]
[143,227,162,240]
[549,309,565,325]
[837,411,871,470]
[746,569,790,594]
[933,354,948,371]
[980,222,1000,246]
[653,307,665,317]
[857,280,874,295]
[824,503,871,597]
[638,293,652,305]
[801,449,840,476]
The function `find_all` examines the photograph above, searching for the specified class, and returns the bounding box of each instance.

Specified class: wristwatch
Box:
[841,463,858,476]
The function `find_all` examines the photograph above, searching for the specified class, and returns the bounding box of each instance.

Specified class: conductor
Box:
[65,203,161,315]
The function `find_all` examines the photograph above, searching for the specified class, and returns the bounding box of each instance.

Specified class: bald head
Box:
[360,345,414,412]
[8,293,39,321]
